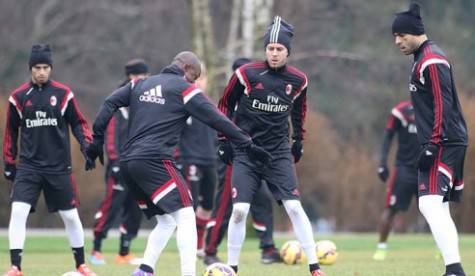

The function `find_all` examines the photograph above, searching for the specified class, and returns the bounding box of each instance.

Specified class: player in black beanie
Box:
[263,16,294,55]
[392,3,467,276]
[29,44,53,69]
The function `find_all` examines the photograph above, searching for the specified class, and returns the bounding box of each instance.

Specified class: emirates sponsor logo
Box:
[26,111,57,128]
[251,95,289,112]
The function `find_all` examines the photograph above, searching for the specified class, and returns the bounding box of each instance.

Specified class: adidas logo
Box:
[255,82,264,89]
[25,99,33,107]
[140,85,165,104]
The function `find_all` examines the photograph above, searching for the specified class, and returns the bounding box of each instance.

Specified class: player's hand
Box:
[85,140,104,170]
[291,140,303,163]
[246,143,272,167]
[3,163,16,181]
[417,143,438,171]
[377,165,389,182]
[217,140,233,165]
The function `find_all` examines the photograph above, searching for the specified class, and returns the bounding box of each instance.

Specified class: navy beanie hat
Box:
[29,44,52,68]
[125,58,149,76]
[232,57,251,71]
[264,16,294,53]
[392,2,425,35]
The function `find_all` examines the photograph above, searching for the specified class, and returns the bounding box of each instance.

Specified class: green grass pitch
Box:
[1,234,474,275]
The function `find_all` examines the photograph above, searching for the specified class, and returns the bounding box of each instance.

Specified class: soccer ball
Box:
[280,240,304,265]
[316,240,338,265]
[203,263,236,276]
[61,272,83,276]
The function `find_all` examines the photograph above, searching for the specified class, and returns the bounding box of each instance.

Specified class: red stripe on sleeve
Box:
[218,74,238,115]
[3,102,16,165]
[106,116,118,160]
[72,98,92,143]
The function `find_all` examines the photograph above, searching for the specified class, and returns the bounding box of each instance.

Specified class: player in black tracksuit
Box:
[203,58,280,266]
[86,51,271,276]
[373,101,419,260]
[392,4,467,275]
[219,17,324,276]
[2,44,96,276]
[89,59,148,265]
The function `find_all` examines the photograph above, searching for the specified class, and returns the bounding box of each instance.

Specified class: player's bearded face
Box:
[31,64,51,84]
[266,43,288,69]
[394,33,419,55]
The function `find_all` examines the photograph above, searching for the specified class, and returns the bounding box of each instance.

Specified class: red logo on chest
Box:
[50,95,57,106]
[285,84,293,95]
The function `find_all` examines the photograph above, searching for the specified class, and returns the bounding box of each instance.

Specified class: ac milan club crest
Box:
[50,95,57,106]
[285,84,292,95]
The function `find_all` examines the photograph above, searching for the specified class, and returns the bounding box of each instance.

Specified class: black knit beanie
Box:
[232,57,251,71]
[29,44,52,69]
[264,16,294,53]
[392,2,425,35]
[125,58,149,76]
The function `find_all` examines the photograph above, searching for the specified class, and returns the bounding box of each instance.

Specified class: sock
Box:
[139,264,154,273]
[142,214,176,269]
[227,203,250,266]
[93,237,103,253]
[171,207,197,276]
[10,249,22,270]
[263,245,277,254]
[72,247,85,268]
[446,263,465,275]
[309,263,320,272]
[196,215,209,250]
[119,234,131,256]
[283,200,318,265]
[377,242,387,249]
[59,209,85,248]
[419,195,461,265]
[9,202,31,251]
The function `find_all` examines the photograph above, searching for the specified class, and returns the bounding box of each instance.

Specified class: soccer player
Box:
[392,3,467,275]
[177,63,218,257]
[2,44,96,276]
[203,57,281,266]
[85,51,272,276]
[219,16,324,276]
[89,59,149,265]
[373,101,419,261]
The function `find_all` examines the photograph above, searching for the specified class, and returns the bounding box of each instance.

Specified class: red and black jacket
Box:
[409,40,467,147]
[380,101,419,167]
[3,80,92,174]
[219,61,307,154]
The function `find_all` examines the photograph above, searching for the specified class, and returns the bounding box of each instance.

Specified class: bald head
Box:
[172,51,202,83]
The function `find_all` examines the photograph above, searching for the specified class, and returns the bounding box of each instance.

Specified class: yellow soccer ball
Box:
[316,240,338,265]
[280,240,304,265]
[203,263,236,276]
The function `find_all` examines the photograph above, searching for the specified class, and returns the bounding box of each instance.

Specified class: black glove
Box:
[85,140,104,171]
[3,163,16,181]
[377,165,389,182]
[291,140,303,163]
[417,143,438,171]
[110,160,121,179]
[217,140,234,165]
[246,143,273,167]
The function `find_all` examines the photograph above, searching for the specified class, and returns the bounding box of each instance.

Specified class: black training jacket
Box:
[219,61,307,154]
[3,80,92,174]
[92,64,251,161]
